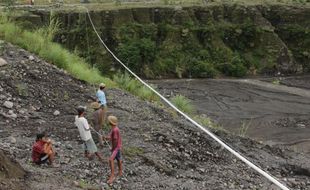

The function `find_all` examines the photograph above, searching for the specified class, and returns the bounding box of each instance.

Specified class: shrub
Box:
[217,54,247,77]
[116,38,156,76]
[190,60,218,78]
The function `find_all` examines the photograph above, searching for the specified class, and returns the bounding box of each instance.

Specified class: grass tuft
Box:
[194,115,224,131]
[170,94,195,115]
[113,72,159,102]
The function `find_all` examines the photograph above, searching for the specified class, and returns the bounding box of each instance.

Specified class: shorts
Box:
[35,154,48,164]
[83,138,98,154]
[110,149,121,161]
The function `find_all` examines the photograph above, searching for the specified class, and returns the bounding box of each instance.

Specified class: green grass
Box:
[194,115,224,131]
[0,15,114,87]
[123,146,144,159]
[113,72,159,102]
[272,79,281,85]
[238,120,251,137]
[170,94,195,115]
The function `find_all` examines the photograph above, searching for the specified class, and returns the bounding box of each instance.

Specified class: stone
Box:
[8,136,16,144]
[3,101,13,109]
[0,57,8,67]
[297,123,306,128]
[73,181,79,187]
[28,55,35,61]
[8,51,14,56]
[53,110,60,116]
[18,110,25,114]
[9,113,17,119]
[158,136,164,142]
[66,144,73,150]
[84,169,90,175]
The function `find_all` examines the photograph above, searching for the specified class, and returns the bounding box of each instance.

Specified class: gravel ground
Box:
[0,43,310,190]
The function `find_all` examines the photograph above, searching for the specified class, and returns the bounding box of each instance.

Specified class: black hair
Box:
[77,106,85,116]
[100,86,105,90]
[36,133,45,141]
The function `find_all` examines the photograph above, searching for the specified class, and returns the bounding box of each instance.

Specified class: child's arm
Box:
[43,142,53,155]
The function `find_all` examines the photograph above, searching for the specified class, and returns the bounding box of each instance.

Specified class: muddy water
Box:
[150,77,310,152]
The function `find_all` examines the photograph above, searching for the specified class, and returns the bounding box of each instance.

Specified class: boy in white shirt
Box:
[75,106,103,161]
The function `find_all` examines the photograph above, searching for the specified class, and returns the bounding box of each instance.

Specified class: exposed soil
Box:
[0,43,310,190]
[0,149,27,190]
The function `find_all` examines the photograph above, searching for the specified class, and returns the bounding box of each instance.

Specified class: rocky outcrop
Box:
[14,4,310,78]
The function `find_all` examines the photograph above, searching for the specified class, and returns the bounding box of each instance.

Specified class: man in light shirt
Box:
[74,106,103,161]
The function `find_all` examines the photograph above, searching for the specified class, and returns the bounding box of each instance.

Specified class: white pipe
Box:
[82,8,290,189]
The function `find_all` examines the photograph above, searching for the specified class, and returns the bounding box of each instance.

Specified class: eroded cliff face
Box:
[19,4,310,78]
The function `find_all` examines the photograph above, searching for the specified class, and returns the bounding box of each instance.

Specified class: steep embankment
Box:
[15,3,310,78]
[1,43,310,189]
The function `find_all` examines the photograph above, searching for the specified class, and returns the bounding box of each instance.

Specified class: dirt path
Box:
[150,78,310,153]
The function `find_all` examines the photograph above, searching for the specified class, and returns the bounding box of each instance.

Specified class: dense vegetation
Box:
[115,22,257,78]
[34,4,307,79]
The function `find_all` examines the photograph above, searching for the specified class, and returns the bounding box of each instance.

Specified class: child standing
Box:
[74,106,103,162]
[104,115,122,184]
[91,102,104,147]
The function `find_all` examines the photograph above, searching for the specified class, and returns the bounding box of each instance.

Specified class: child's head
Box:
[107,115,118,127]
[36,133,45,141]
[99,83,105,90]
[77,106,86,116]
[37,132,49,141]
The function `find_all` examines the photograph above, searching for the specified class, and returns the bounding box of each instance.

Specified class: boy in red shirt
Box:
[104,115,122,184]
[32,133,55,166]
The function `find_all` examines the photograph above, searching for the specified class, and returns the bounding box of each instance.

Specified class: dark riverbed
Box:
[150,77,310,153]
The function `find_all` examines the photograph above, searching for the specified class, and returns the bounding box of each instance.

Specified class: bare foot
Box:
[107,175,115,185]
[117,171,122,176]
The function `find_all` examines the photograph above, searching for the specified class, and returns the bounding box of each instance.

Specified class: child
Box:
[104,115,122,184]
[32,133,55,166]
[91,102,104,147]
[74,106,103,161]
